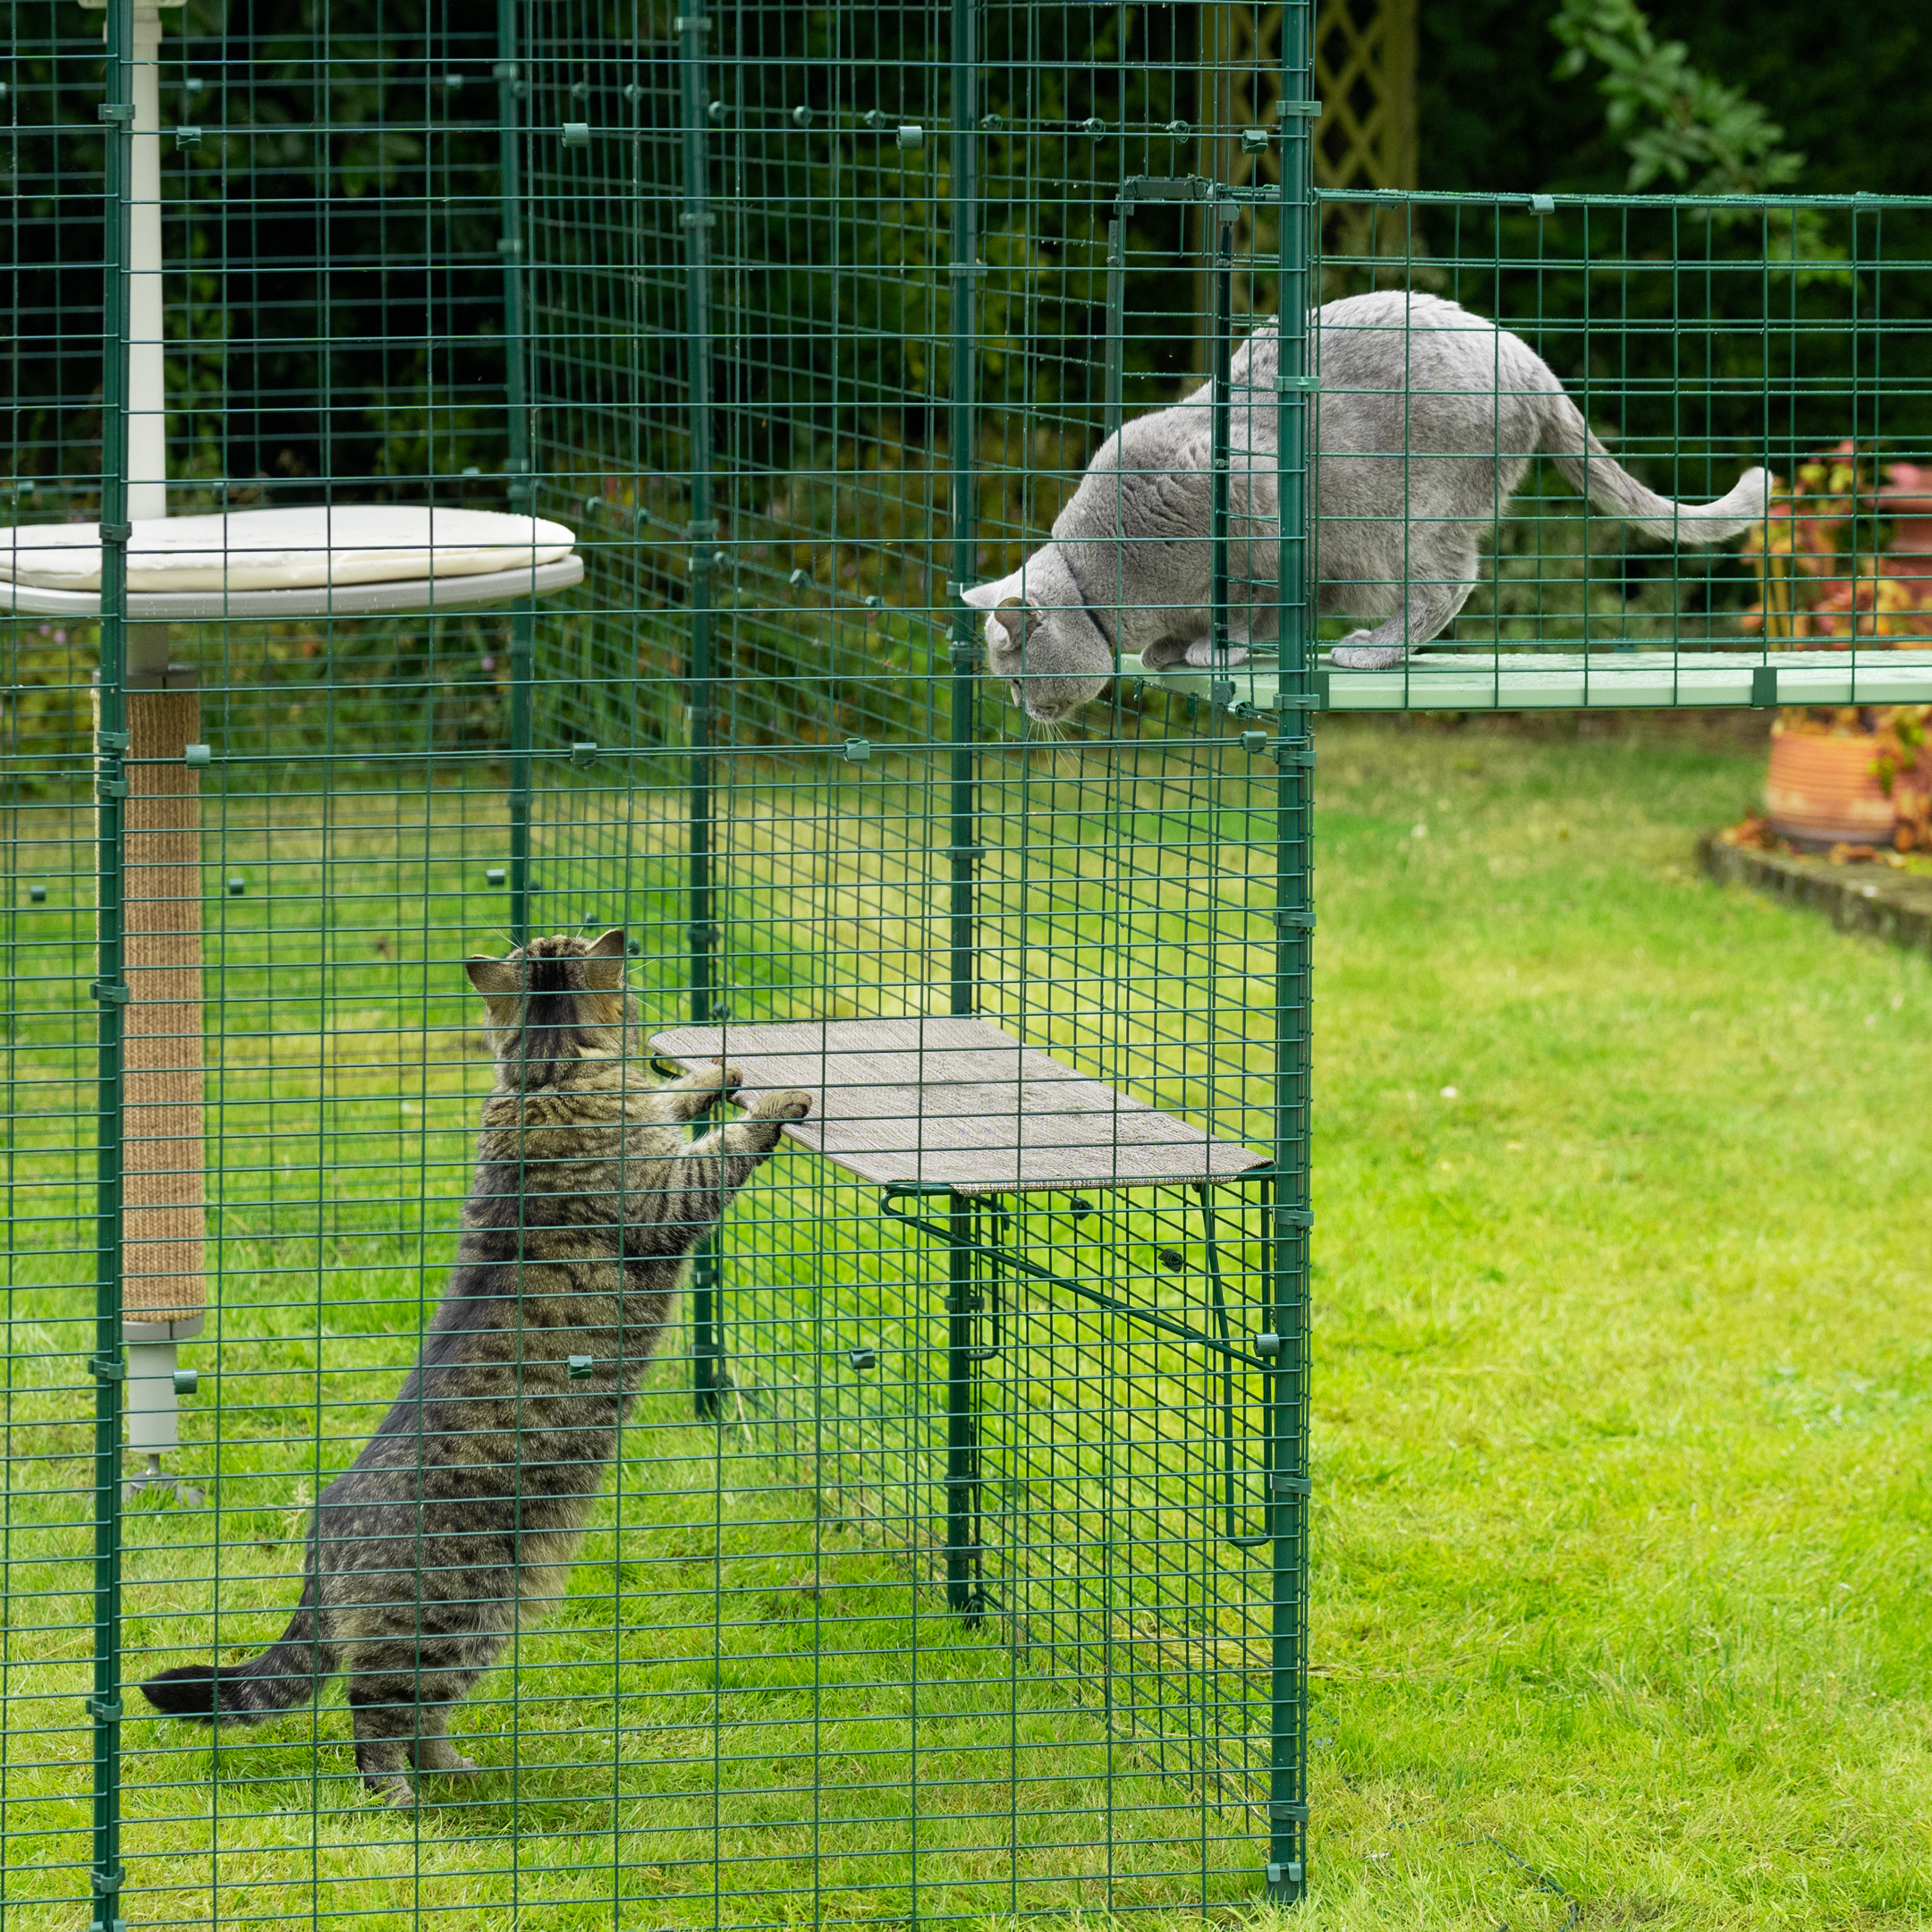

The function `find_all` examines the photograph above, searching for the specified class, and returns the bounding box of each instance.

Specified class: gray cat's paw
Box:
[771,1090,813,1123]
[1181,640,1250,669]
[369,1775,418,1809]
[1329,636,1409,671]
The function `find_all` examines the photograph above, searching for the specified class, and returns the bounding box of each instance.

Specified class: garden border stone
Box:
[1698,833,1932,955]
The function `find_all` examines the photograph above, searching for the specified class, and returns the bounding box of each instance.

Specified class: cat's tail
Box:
[140,1557,335,1724]
[1539,390,1770,545]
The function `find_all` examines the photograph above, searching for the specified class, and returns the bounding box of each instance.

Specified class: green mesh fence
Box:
[3,1,1929,1927]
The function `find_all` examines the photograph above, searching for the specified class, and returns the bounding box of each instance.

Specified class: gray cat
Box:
[140,929,811,1807]
[962,290,1769,722]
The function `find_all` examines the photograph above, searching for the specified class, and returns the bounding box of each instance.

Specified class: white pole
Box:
[127,0,166,523]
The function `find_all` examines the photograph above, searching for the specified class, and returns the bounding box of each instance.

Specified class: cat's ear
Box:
[583,928,627,988]
[992,596,1040,653]
[465,954,524,996]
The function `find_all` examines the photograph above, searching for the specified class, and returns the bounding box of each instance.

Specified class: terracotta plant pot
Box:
[1764,730,1896,849]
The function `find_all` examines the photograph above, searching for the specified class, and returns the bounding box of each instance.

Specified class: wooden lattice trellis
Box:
[1194,0,1418,360]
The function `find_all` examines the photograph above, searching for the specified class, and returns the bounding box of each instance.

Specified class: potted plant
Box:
[1742,445,1932,852]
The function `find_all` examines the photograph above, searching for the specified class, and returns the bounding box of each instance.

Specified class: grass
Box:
[1307,714,1932,1929]
[10,711,1932,1928]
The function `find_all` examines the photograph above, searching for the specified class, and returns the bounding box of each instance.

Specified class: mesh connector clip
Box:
[1272,742,1315,769]
[1269,1472,1312,1497]
[1210,679,1237,709]
[1275,98,1322,119]
[567,1355,595,1381]
[1267,1801,1310,1823]
[843,738,873,764]
[88,1355,125,1381]
[90,980,129,1005]
[1267,1862,1305,1887]
[174,1368,198,1396]
[1241,730,1269,754]
[571,741,598,768]
[562,123,590,148]
[486,867,506,887]
[896,124,924,150]
[184,743,211,767]
[226,876,246,895]
[847,1346,877,1371]
[1240,127,1271,153]
[1751,665,1779,708]
[1254,1332,1281,1359]
[1276,908,1316,934]
[1530,193,1556,214]
[86,1697,123,1723]
[175,126,201,151]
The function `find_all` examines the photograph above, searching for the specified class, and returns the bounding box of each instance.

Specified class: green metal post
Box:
[945,0,979,1018]
[496,0,533,949]
[1209,199,1234,671]
[679,11,723,1419]
[943,1194,982,1621]
[941,0,986,1620]
[1267,0,1317,1905]
[91,1,135,1920]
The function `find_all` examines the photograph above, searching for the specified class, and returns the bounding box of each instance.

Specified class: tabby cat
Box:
[140,928,810,1806]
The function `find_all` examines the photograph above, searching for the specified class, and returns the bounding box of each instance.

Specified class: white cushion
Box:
[0,504,577,593]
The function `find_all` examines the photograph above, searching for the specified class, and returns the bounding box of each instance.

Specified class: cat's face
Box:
[466,929,629,1082]
[961,569,1113,724]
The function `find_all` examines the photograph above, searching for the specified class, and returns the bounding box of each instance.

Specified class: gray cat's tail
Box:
[140,1564,335,1724]
[1539,390,1770,544]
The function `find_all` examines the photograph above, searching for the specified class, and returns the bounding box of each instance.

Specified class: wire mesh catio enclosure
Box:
[4,1,1931,1928]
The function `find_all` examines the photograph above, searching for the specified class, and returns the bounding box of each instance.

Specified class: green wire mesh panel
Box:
[6,4,1311,1925]
[6,0,1931,1927]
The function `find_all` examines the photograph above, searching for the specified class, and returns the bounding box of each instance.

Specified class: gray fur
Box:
[140,928,810,1807]
[962,290,1771,720]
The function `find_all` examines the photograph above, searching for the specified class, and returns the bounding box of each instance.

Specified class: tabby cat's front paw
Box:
[751,1089,813,1124]
[1329,633,1409,671]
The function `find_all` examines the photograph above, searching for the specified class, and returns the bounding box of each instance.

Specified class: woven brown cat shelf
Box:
[648,1017,1267,1195]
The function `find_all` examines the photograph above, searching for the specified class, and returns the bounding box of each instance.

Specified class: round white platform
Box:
[1,504,582,619]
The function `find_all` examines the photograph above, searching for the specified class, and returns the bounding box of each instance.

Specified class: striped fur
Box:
[140,930,809,1805]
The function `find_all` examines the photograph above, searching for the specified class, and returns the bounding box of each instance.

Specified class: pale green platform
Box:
[1123,648,1932,715]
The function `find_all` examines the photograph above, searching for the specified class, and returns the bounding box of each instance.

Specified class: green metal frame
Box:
[10,1,1931,1925]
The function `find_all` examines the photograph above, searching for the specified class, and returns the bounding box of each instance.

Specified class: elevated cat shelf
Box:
[1123,646,1932,715]
[648,1016,1268,1197]
[1,504,581,619]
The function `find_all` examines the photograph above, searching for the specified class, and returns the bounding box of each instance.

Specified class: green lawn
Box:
[11,713,1932,1929]
[1306,715,1932,1929]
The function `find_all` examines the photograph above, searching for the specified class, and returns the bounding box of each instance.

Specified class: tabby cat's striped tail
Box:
[140,1566,334,1723]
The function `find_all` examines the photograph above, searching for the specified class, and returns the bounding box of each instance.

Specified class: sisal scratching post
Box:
[113,637,207,1502]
